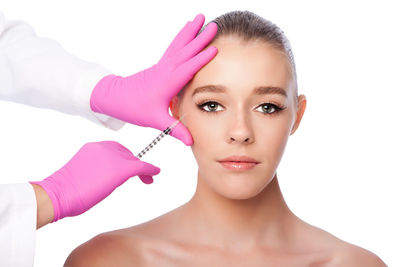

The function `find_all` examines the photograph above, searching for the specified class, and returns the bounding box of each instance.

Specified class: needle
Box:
[136,114,186,159]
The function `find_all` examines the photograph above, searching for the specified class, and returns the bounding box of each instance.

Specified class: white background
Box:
[1,0,399,266]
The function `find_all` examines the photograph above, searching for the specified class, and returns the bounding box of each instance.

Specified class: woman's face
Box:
[171,35,306,200]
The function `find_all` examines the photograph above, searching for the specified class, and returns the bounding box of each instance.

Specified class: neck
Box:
[181,172,298,252]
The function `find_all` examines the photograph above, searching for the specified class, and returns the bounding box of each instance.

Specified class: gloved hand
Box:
[29,141,160,222]
[90,14,218,146]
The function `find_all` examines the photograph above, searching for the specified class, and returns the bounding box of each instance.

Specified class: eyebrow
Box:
[191,85,288,98]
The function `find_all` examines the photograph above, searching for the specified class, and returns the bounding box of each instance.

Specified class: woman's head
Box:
[170,11,306,200]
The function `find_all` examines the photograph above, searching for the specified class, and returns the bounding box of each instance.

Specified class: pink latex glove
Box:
[29,141,160,222]
[90,14,218,146]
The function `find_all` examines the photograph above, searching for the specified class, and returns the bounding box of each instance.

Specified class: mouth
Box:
[217,155,260,171]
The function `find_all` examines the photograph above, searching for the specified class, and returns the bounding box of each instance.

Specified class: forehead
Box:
[188,35,294,95]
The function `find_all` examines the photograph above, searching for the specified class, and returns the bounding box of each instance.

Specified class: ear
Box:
[169,96,181,120]
[290,94,307,135]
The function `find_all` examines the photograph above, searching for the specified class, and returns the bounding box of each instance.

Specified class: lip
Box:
[217,155,260,171]
[218,155,260,163]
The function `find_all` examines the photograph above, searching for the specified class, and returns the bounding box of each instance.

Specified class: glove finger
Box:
[173,22,218,66]
[131,160,161,177]
[138,175,154,184]
[163,46,217,99]
[161,14,205,60]
[173,46,218,85]
[159,114,193,146]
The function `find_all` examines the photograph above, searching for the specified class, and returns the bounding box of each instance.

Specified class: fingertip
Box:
[196,21,218,44]
[192,13,205,22]
[207,46,218,56]
[205,21,218,33]
[195,45,217,65]
[184,137,194,146]
[192,13,205,27]
[170,122,193,146]
[146,163,162,176]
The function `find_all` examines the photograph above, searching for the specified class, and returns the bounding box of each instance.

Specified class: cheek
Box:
[256,115,293,164]
[180,99,222,148]
[187,115,222,158]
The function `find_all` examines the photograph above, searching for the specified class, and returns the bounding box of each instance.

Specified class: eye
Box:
[197,101,224,113]
[255,103,284,115]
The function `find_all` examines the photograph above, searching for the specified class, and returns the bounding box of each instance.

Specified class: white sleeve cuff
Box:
[76,68,126,131]
[0,183,36,266]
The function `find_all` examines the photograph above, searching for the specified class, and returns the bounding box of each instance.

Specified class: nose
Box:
[227,113,254,144]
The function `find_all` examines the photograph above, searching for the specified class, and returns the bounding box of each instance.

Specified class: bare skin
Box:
[31,183,54,229]
[64,36,386,266]
[64,175,385,267]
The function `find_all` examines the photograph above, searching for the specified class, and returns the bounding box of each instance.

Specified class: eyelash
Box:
[196,100,286,116]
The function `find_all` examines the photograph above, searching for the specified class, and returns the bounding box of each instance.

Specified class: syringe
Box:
[136,115,185,159]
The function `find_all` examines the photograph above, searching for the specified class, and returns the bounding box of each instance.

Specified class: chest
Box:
[139,245,334,267]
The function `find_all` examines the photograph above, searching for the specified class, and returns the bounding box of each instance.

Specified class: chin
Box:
[212,174,273,200]
[218,189,261,200]
[198,162,277,200]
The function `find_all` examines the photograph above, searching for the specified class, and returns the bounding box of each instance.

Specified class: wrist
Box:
[90,74,119,114]
[30,183,55,229]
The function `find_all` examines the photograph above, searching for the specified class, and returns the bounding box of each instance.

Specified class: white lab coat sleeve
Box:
[0,183,36,267]
[0,11,125,130]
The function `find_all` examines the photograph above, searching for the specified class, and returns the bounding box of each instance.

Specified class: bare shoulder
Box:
[295,221,387,267]
[334,244,387,267]
[64,211,182,267]
[64,220,177,267]
[316,228,387,267]
[64,229,145,267]
[325,242,387,267]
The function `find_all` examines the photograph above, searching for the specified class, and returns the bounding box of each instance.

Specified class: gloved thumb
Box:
[161,114,193,146]
[130,160,161,185]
